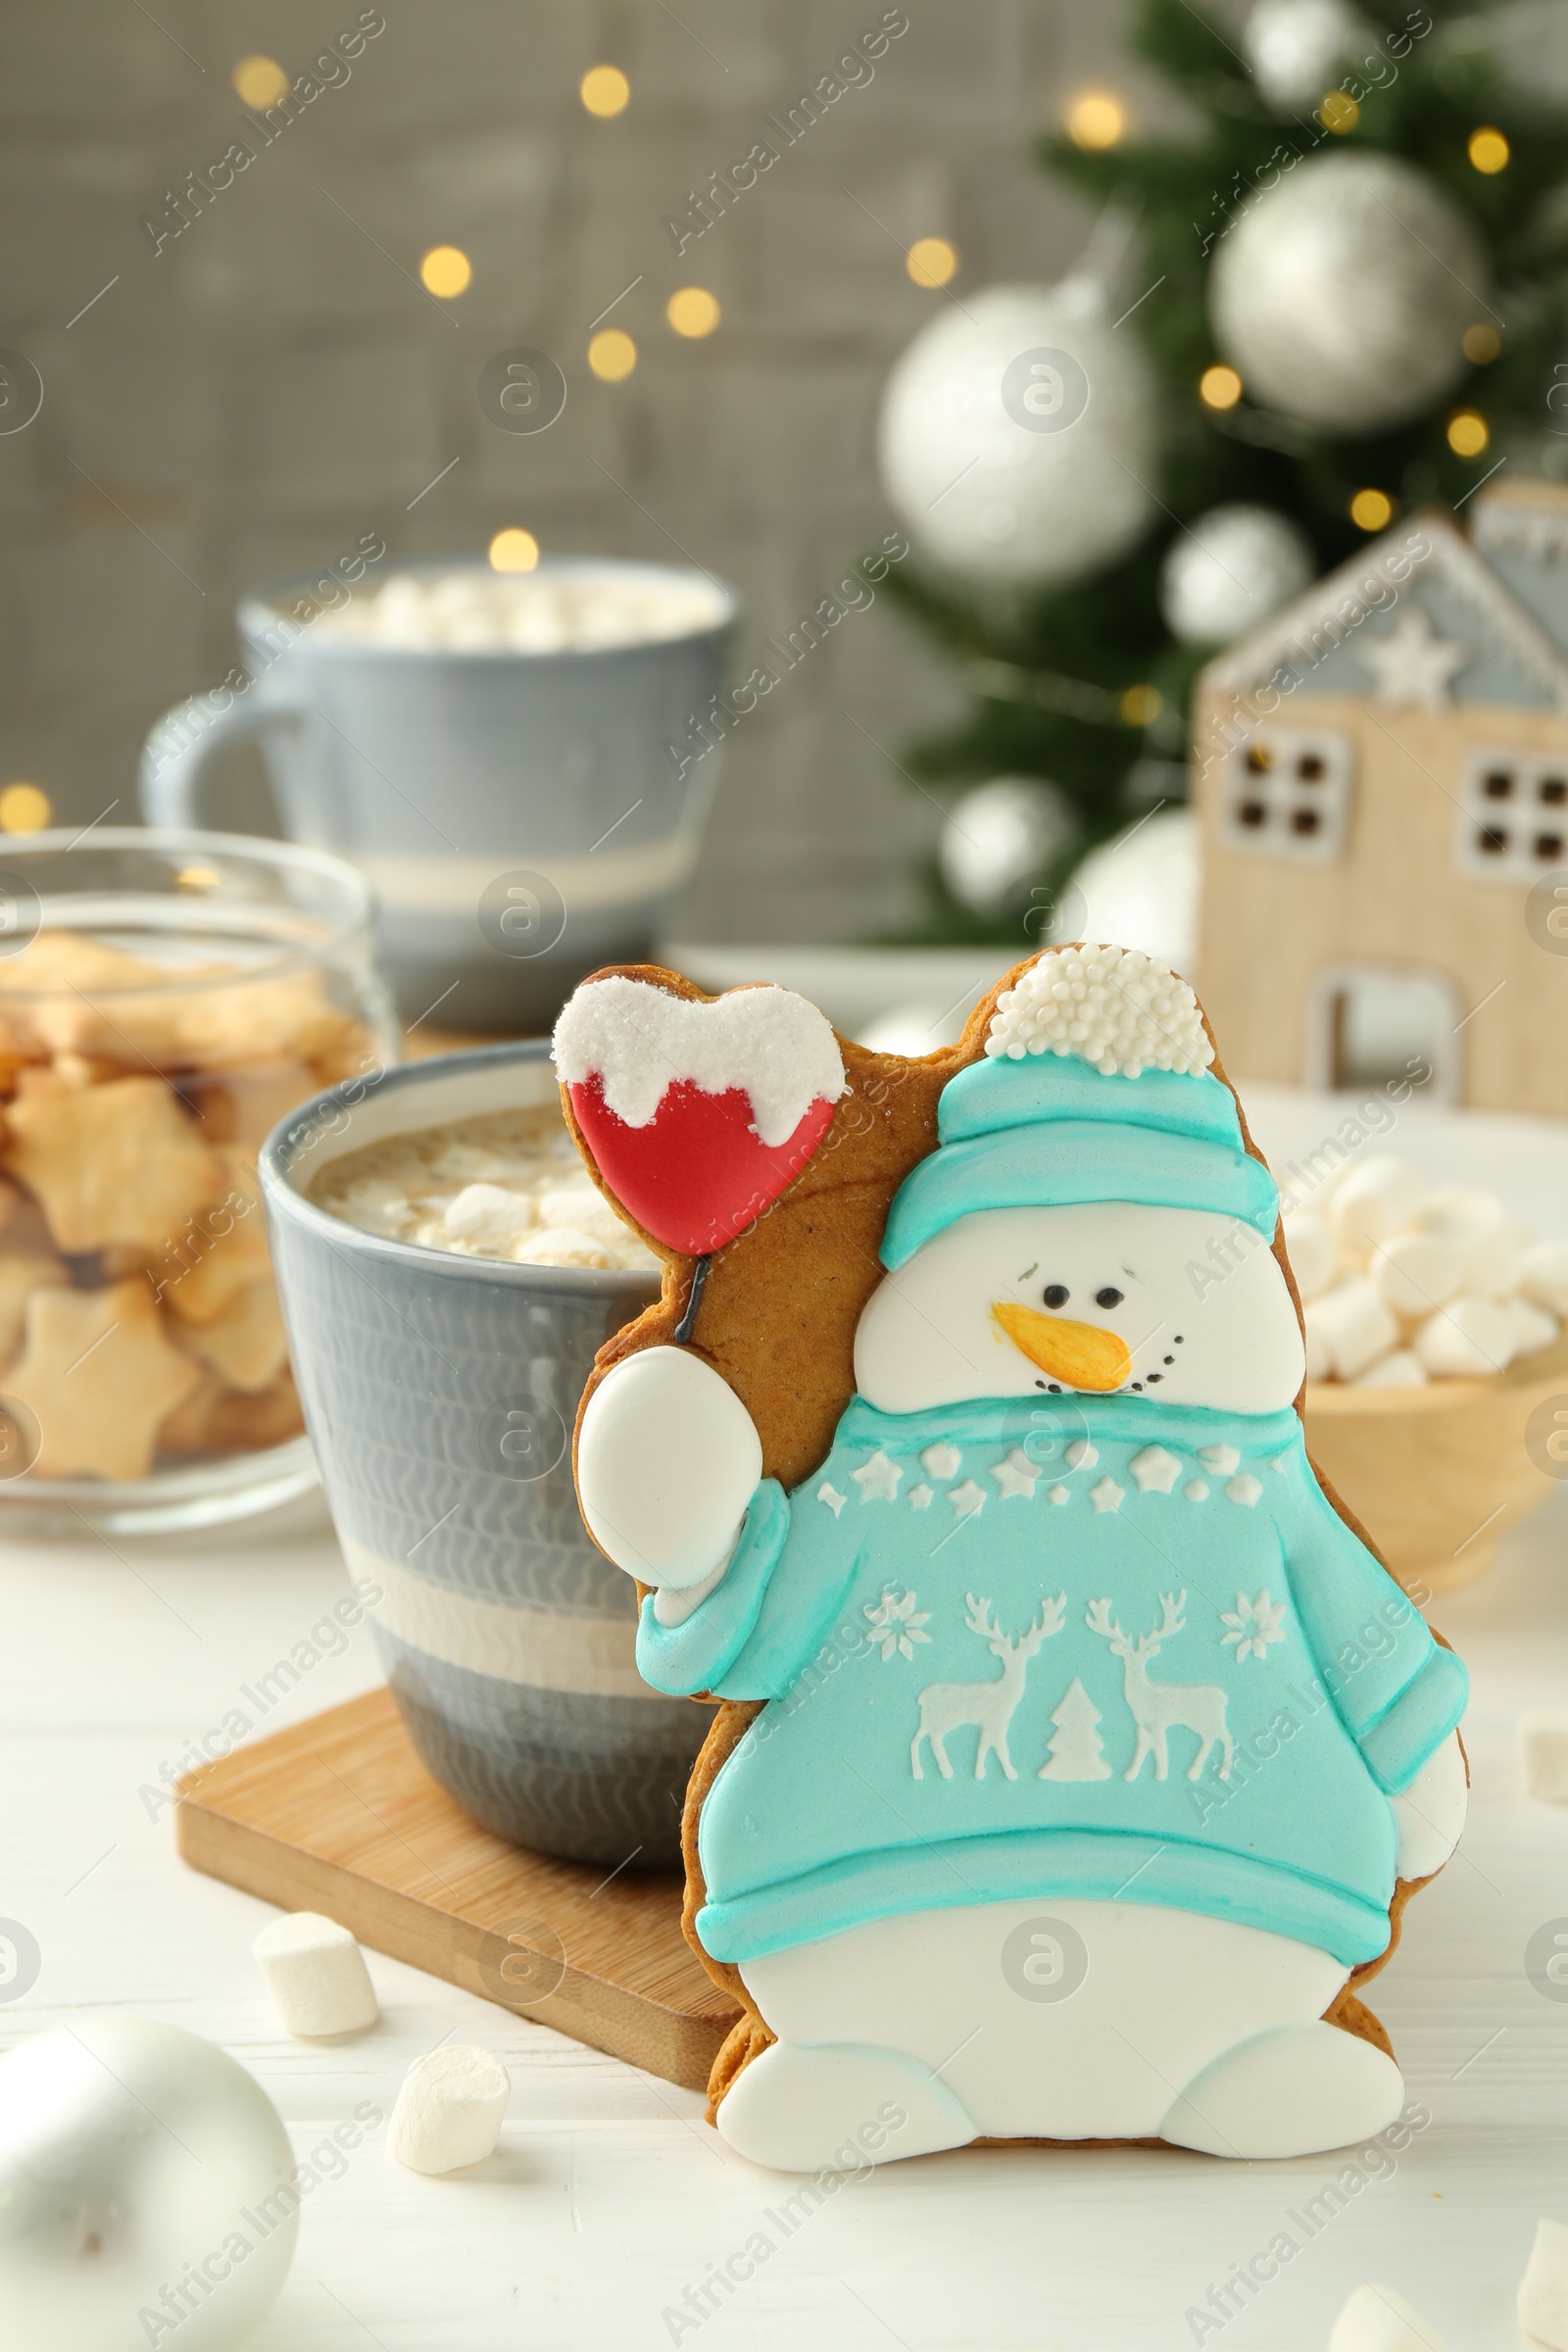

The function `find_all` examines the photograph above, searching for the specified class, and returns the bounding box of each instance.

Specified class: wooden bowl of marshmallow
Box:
[1286,1152,1568,1595]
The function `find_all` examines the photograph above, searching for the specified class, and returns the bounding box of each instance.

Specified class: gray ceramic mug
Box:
[260,1039,713,1869]
[139,556,738,1031]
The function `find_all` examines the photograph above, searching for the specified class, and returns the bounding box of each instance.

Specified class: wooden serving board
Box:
[175,1686,739,2091]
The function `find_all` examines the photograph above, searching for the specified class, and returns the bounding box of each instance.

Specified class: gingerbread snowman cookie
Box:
[556,948,1469,2173]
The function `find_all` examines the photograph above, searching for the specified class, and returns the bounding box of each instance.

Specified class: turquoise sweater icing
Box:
[637,1395,1468,1969]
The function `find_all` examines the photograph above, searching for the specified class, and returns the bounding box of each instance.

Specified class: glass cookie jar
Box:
[0,830,395,1533]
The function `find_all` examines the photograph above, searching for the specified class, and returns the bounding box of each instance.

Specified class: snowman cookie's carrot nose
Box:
[991,1300,1131,1392]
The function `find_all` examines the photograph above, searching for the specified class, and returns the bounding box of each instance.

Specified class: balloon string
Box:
[673,1252,711,1346]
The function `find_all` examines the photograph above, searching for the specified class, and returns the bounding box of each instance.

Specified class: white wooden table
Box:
[3,1472,1566,2351]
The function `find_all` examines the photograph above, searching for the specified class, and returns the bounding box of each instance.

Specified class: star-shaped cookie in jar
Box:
[7,1279,201,1481]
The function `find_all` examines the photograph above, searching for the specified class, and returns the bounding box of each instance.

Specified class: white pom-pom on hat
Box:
[986,945,1213,1079]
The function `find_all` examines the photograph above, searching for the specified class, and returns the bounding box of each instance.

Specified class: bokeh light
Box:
[1462,322,1501,364]
[1119,684,1163,727]
[588,328,637,381]
[1319,90,1358,133]
[667,287,720,338]
[1468,126,1509,174]
[581,66,630,117]
[906,237,957,289]
[232,55,289,109]
[1066,92,1125,150]
[1446,410,1489,457]
[489,528,540,572]
[420,246,472,298]
[1349,488,1395,531]
[1200,365,1243,411]
[0,783,50,833]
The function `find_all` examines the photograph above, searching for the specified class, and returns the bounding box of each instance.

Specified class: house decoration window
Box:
[1218,727,1353,865]
[1455,746,1568,881]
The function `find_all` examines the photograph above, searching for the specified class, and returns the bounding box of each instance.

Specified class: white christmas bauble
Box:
[877,282,1161,586]
[1160,505,1314,645]
[0,2018,298,2352]
[1054,807,1199,975]
[939,775,1078,914]
[1209,152,1487,433]
[1243,0,1365,107]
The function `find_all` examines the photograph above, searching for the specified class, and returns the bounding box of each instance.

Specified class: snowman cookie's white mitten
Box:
[1390,1729,1468,1882]
[577,1346,762,1599]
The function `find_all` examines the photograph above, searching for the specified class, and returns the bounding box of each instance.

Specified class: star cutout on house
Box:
[1088,1476,1124,1514]
[1128,1445,1181,1494]
[1353,607,1468,711]
[851,1448,903,1502]
[7,1276,200,1482]
[947,1478,986,1519]
[990,1447,1039,1500]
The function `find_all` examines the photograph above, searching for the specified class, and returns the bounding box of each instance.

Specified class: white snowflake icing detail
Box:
[1184,1479,1210,1502]
[907,1483,934,1510]
[921,1443,961,1482]
[1198,1444,1241,1477]
[991,1447,1039,1500]
[1226,1473,1263,1508]
[1088,1476,1124,1514]
[1047,1484,1071,1506]
[851,1449,903,1502]
[948,1478,986,1519]
[1128,1445,1181,1494]
[1220,1588,1289,1663]
[1065,1438,1099,1471]
[817,1482,848,1517]
[864,1586,933,1662]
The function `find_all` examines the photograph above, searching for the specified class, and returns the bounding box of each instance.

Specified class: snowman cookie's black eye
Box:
[1095,1287,1124,1309]
[1042,1284,1069,1309]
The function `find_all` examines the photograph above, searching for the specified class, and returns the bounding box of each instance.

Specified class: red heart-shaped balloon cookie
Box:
[555,977,847,1254]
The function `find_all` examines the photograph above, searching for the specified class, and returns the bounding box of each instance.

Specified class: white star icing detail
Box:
[1184,1479,1210,1501]
[863,1586,932,1661]
[1088,1476,1124,1514]
[921,1442,961,1482]
[1047,1484,1070,1505]
[817,1482,848,1516]
[990,1447,1039,1500]
[1065,1438,1098,1471]
[1220,1587,1289,1663]
[1128,1445,1181,1494]
[948,1479,986,1518]
[1198,1444,1240,1477]
[907,1483,934,1510]
[851,1449,903,1502]
[1353,606,1467,711]
[1226,1473,1263,1507]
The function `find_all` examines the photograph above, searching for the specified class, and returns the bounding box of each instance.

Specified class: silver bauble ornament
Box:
[1160,505,1314,645]
[939,776,1078,914]
[1243,0,1365,107]
[0,2017,299,2352]
[1053,808,1199,976]
[877,282,1161,586]
[1209,152,1487,433]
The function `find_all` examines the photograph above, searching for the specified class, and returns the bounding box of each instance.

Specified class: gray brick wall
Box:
[0,0,1180,941]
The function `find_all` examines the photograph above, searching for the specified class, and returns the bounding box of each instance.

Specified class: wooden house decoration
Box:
[1193,480,1568,1117]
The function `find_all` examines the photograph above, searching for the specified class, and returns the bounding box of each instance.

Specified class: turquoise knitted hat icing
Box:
[881,947,1279,1270]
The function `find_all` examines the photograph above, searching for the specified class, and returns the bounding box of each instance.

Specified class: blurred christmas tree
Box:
[875,0,1568,946]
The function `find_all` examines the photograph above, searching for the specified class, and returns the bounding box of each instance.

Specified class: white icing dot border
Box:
[987,946,1213,1080]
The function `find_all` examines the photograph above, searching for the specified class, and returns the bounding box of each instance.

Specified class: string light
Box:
[420,246,471,298]
[1119,684,1163,727]
[580,65,630,117]
[666,288,720,337]
[489,529,540,572]
[1462,323,1500,364]
[1468,126,1509,174]
[1349,488,1394,531]
[0,783,49,833]
[906,237,957,289]
[232,55,288,108]
[1446,410,1489,457]
[1319,90,1358,133]
[1066,92,1125,150]
[1200,365,1243,410]
[588,329,637,381]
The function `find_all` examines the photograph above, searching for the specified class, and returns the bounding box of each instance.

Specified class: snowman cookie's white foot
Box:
[715,2040,976,2174]
[1160,2022,1403,2160]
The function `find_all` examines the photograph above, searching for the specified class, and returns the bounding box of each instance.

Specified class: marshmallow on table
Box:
[1304,1278,1399,1382]
[1352,1348,1429,1389]
[1282,1208,1337,1302]
[389,2045,511,2175]
[1328,2283,1448,2352]
[1521,1240,1568,1318]
[1520,1713,1568,1806]
[1369,1231,1462,1319]
[1507,1295,1561,1358]
[1520,2217,1568,2348]
[1331,1156,1425,1253]
[1413,1295,1518,1378]
[253,1912,379,2038]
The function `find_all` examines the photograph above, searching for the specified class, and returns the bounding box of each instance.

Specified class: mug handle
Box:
[138,684,308,829]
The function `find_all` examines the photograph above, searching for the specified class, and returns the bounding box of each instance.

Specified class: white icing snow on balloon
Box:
[1209,152,1486,433]
[987,944,1212,1077]
[553,976,847,1143]
[876,280,1161,586]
